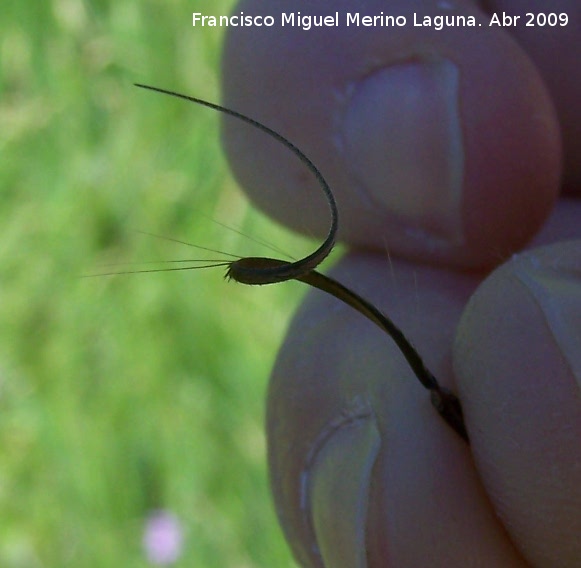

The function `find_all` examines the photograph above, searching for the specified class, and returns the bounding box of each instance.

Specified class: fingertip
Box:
[221,2,561,268]
[454,241,581,566]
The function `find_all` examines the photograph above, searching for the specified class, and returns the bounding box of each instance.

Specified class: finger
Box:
[483,0,581,191]
[454,240,581,567]
[222,0,561,268]
[268,253,527,566]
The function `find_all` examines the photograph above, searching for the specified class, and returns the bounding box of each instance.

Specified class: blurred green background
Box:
[0,1,313,566]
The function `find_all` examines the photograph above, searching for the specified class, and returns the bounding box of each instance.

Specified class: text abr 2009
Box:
[525,13,568,26]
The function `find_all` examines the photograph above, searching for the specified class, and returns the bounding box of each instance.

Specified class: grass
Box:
[0,1,312,566]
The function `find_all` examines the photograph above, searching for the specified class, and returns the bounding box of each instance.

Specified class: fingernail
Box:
[304,403,380,568]
[342,59,464,245]
[516,259,581,388]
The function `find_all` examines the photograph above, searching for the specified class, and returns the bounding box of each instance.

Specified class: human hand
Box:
[221,1,581,566]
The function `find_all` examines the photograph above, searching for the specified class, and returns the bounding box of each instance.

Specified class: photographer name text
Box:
[193,11,569,31]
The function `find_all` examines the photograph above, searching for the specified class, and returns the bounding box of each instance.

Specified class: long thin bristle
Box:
[134,230,242,259]
[82,262,231,277]
[95,259,231,267]
[196,213,296,260]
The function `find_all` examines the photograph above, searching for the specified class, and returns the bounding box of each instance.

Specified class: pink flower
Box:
[143,510,184,565]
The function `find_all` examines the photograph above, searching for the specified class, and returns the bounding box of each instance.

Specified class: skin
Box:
[220,1,581,566]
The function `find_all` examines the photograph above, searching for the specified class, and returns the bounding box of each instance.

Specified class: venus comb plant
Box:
[97,83,469,443]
